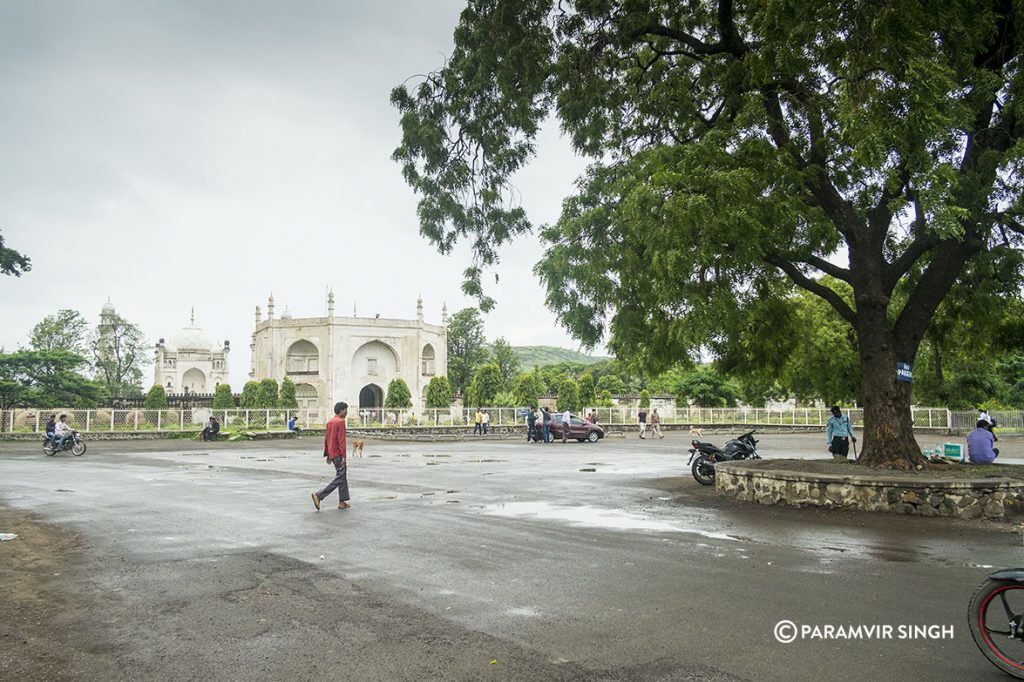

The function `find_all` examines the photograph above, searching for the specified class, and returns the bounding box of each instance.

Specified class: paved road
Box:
[2,432,1023,681]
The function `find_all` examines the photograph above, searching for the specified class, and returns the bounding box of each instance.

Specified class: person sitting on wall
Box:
[201,416,220,441]
[288,415,302,439]
[967,419,999,464]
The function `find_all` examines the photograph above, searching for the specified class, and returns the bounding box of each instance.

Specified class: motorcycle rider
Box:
[53,414,72,449]
[826,405,856,462]
[44,414,57,445]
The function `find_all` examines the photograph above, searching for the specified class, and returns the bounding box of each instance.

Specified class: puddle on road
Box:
[481,501,741,541]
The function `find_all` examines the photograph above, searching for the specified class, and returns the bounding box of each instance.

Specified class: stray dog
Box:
[351,439,364,456]
[688,427,704,438]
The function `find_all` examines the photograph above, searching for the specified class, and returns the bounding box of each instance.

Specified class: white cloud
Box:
[0,1,597,389]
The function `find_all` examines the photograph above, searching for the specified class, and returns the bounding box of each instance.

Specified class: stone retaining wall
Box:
[715,462,1024,520]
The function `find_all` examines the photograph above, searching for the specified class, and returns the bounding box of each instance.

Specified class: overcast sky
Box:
[0,0,594,389]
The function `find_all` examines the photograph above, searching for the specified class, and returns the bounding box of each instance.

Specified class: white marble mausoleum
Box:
[249,292,447,413]
[153,311,230,394]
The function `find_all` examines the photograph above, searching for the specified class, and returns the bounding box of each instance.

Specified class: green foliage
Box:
[384,378,413,408]
[239,381,260,409]
[394,0,1024,466]
[278,377,298,409]
[638,389,650,409]
[212,383,235,409]
[492,391,517,407]
[577,372,596,409]
[29,309,89,356]
[92,311,148,398]
[673,367,740,408]
[0,350,105,409]
[256,379,279,409]
[0,231,30,277]
[596,374,628,395]
[511,371,543,408]
[945,360,1007,409]
[597,389,613,407]
[490,337,520,389]
[556,378,579,412]
[425,376,453,408]
[446,308,489,398]
[512,345,607,368]
[467,363,503,407]
[143,385,169,409]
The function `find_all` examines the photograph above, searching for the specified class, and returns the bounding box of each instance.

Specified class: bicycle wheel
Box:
[969,578,1024,679]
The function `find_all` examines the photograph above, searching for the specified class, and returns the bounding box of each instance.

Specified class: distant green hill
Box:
[513,346,608,368]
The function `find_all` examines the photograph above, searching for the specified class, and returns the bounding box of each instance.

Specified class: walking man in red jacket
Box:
[311,401,351,511]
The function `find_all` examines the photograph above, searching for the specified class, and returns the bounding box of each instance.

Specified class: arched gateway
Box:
[359,384,383,409]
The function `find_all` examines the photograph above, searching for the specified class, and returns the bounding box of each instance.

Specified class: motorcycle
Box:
[687,430,759,485]
[43,430,86,457]
[970,569,1024,679]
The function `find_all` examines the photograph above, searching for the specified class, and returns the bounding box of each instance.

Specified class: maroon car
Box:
[549,414,604,442]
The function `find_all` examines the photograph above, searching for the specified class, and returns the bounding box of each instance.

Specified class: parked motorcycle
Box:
[687,430,759,485]
[43,430,86,457]
[970,569,1024,679]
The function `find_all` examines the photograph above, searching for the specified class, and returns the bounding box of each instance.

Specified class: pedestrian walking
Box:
[561,408,571,443]
[482,410,490,435]
[650,408,663,439]
[526,408,537,442]
[826,405,856,462]
[473,408,483,435]
[637,408,648,439]
[541,407,552,443]
[312,401,351,511]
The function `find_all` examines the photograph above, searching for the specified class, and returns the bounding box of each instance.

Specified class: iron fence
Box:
[0,408,327,435]
[3,405,1012,434]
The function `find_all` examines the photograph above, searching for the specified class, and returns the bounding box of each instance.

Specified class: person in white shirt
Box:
[54,414,72,448]
[481,410,490,434]
[561,409,571,443]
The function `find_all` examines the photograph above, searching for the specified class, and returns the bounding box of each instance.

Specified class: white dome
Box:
[172,326,213,352]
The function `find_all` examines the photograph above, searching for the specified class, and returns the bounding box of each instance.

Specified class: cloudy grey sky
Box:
[0,0,591,388]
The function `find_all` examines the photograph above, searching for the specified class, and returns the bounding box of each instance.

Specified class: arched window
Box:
[286,340,319,374]
[421,343,436,376]
[295,383,318,410]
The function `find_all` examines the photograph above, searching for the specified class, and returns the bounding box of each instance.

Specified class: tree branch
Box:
[893,235,986,358]
[795,254,853,283]
[764,253,857,325]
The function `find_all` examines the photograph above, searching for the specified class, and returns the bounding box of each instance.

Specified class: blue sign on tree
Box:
[896,362,913,383]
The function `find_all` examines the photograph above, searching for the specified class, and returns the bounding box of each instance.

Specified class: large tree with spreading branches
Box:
[393,0,1024,468]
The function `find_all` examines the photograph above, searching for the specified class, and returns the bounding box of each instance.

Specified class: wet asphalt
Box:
[2,431,1023,681]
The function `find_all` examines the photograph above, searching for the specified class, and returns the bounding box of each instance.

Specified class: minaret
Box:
[327,289,335,317]
[417,295,424,323]
[441,303,448,326]
[255,305,262,324]
[190,307,195,326]
[267,294,275,320]
[98,299,117,367]
[353,302,357,317]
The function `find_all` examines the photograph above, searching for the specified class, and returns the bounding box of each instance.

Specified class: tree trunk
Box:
[854,315,925,470]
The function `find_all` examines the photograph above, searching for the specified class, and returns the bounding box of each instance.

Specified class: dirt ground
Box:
[0,507,121,680]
